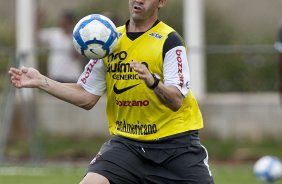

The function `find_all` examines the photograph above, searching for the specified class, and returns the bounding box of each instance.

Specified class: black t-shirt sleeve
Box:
[163,32,185,59]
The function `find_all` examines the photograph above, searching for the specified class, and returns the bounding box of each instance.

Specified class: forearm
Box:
[9,66,100,109]
[39,76,100,110]
[153,82,184,111]
[129,61,184,111]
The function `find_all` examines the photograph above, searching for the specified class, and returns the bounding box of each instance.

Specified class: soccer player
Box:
[275,25,282,104]
[9,0,214,183]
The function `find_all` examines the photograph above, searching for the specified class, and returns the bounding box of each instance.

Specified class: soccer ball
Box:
[72,14,118,59]
[253,155,282,183]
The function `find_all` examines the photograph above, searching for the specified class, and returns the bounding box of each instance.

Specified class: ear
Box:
[158,0,167,9]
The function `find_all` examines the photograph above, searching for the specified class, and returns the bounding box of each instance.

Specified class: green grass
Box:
[212,163,282,184]
[2,136,282,183]
[0,166,84,184]
[0,163,282,184]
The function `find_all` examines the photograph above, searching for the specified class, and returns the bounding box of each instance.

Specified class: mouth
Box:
[133,4,142,12]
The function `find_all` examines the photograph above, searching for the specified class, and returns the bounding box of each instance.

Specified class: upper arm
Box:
[77,59,107,96]
[163,32,190,97]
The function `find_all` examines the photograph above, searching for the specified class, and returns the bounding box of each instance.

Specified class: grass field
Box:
[2,136,282,183]
[0,163,282,184]
[0,165,83,184]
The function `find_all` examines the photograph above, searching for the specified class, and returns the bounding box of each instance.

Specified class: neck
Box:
[127,17,158,32]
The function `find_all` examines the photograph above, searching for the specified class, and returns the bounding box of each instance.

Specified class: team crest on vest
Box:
[149,32,163,40]
[118,32,122,38]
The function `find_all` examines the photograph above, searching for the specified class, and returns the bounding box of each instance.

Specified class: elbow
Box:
[169,99,183,112]
[171,106,180,112]
[76,91,100,110]
[80,104,93,110]
[161,86,185,112]
[78,100,97,110]
[170,103,182,112]
[80,102,96,110]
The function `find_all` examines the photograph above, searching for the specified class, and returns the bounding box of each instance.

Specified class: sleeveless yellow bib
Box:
[102,22,203,140]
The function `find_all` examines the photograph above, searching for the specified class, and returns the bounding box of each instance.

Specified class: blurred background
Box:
[0,0,282,183]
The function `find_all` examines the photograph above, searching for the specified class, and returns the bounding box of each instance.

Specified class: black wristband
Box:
[149,73,160,89]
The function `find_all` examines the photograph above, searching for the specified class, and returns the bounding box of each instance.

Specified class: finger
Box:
[8,68,16,75]
[9,68,21,76]
[15,74,22,80]
[130,61,138,69]
[10,67,20,72]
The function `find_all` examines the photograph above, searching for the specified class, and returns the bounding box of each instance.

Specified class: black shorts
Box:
[87,131,214,184]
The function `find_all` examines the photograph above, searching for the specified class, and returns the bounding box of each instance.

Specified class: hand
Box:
[130,61,184,111]
[8,67,41,88]
[130,61,154,87]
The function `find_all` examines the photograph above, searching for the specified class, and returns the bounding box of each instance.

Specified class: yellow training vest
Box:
[103,21,203,140]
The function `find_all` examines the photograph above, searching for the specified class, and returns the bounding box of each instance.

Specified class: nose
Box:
[135,0,144,3]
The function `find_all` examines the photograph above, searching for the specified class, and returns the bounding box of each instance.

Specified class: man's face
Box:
[128,0,162,22]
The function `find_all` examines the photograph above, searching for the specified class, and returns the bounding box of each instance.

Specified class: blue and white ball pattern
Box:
[73,14,118,59]
[254,155,282,182]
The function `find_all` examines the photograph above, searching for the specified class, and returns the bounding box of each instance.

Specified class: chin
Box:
[132,15,145,22]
